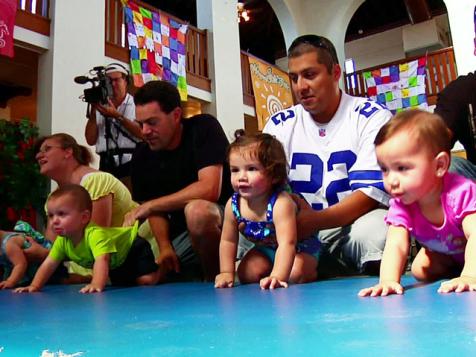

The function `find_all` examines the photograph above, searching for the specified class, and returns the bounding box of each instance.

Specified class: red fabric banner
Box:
[0,0,17,58]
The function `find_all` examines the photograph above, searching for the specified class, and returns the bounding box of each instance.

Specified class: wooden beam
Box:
[403,0,432,24]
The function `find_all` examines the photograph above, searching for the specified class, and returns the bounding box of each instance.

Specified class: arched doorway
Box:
[344,0,450,71]
[238,0,286,65]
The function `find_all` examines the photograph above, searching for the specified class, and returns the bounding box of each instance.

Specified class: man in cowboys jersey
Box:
[263,35,392,276]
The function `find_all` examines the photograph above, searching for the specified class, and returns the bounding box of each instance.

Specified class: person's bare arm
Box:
[115,114,143,140]
[97,98,143,140]
[358,225,410,297]
[80,253,110,293]
[438,213,476,293]
[90,194,113,227]
[148,214,180,275]
[260,194,297,289]
[215,200,239,288]
[85,105,99,145]
[296,190,380,239]
[124,165,223,225]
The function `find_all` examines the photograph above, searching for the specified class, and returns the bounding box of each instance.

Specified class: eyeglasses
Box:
[37,145,63,153]
[109,77,125,83]
[289,35,339,64]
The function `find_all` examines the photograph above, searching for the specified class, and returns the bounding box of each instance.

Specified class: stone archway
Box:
[267,0,299,51]
[266,0,364,66]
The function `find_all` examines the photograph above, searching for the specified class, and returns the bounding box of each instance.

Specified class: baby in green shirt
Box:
[15,184,160,293]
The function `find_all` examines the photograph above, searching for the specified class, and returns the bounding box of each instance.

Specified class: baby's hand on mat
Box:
[438,276,476,293]
[358,281,403,297]
[0,280,16,289]
[260,276,288,290]
[80,284,104,294]
[14,285,40,293]
[215,272,234,288]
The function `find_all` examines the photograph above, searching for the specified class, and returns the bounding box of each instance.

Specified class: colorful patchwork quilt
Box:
[363,57,428,113]
[123,1,188,100]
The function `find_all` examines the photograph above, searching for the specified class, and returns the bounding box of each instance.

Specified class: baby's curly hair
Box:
[227,129,288,190]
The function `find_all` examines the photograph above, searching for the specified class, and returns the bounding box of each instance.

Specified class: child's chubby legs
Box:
[237,248,318,284]
[0,230,18,242]
[411,247,461,282]
[0,231,28,253]
[135,269,161,285]
[237,248,272,283]
[289,253,318,284]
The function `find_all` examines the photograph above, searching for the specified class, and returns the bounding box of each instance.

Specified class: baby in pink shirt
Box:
[359,109,476,297]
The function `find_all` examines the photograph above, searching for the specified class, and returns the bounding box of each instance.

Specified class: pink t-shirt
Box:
[385,172,476,262]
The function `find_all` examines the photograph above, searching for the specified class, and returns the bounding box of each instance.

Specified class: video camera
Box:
[74,66,113,105]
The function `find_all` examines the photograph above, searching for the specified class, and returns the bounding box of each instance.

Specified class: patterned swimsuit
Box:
[231,191,321,259]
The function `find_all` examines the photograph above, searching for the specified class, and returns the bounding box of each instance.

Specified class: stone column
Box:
[444,0,476,76]
[37,0,105,146]
[196,0,244,139]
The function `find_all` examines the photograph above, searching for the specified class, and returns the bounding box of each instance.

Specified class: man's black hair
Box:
[288,34,339,73]
[134,80,181,114]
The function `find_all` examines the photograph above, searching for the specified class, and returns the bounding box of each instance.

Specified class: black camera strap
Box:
[107,116,140,146]
[103,96,140,167]
[104,117,133,167]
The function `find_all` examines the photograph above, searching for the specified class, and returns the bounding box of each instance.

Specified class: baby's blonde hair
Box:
[374,109,453,156]
[48,184,93,212]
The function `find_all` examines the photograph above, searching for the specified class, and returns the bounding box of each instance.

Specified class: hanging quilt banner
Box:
[364,57,428,114]
[123,1,188,100]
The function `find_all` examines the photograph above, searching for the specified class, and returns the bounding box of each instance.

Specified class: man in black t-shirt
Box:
[126,80,232,282]
[435,72,476,179]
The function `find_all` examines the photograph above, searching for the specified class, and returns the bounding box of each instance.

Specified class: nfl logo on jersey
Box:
[319,128,326,137]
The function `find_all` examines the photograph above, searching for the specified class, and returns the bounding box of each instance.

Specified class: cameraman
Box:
[85,63,143,186]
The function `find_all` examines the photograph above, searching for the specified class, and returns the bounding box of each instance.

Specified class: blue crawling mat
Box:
[0,276,474,356]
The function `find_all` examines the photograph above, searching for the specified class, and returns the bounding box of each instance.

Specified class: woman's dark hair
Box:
[35,133,93,165]
[227,129,288,190]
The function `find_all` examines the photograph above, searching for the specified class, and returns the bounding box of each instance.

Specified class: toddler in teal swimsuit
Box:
[215,130,320,290]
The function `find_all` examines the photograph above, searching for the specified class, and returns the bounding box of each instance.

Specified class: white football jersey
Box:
[263,92,391,210]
